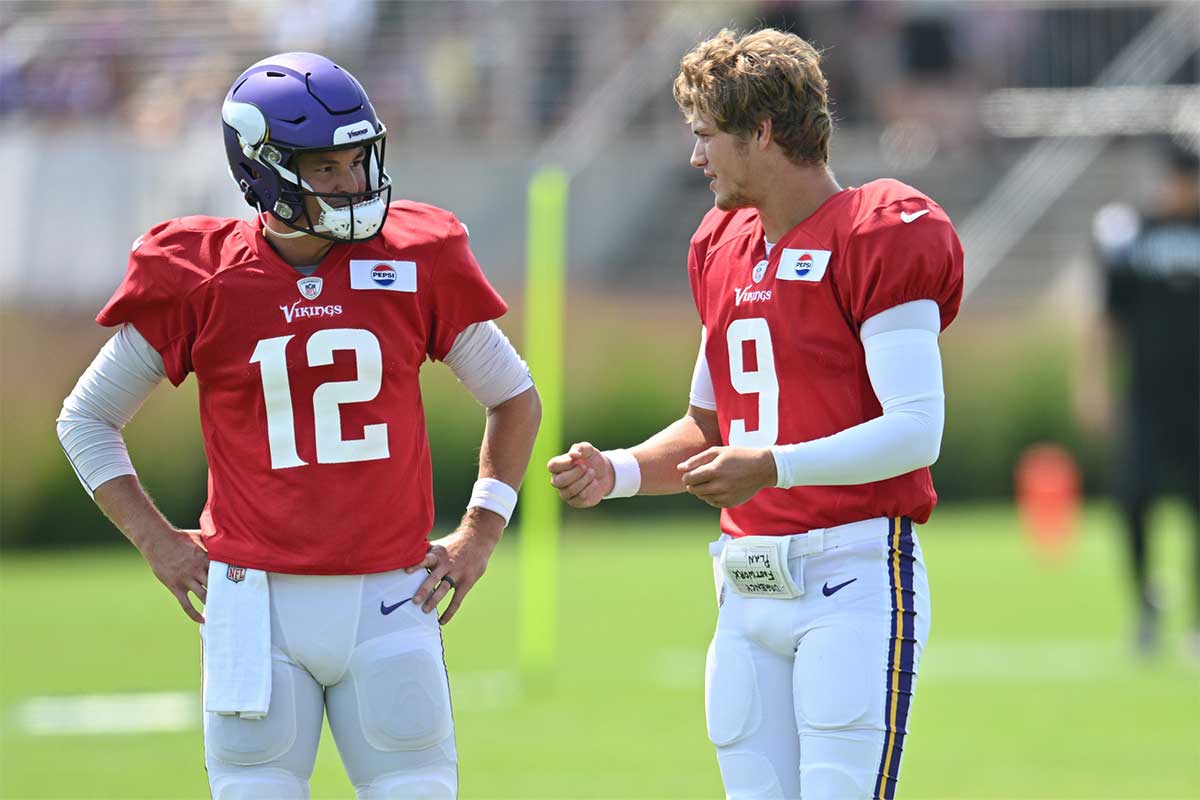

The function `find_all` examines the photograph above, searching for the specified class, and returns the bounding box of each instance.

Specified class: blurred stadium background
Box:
[1,1,1197,798]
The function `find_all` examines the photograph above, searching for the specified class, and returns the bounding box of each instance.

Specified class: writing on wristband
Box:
[467,477,519,526]
[602,448,641,499]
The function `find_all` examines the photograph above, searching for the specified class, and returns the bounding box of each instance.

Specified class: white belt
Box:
[710,518,893,600]
[708,517,891,560]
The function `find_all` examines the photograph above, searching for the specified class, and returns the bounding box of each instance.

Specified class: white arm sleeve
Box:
[444,321,534,409]
[56,324,166,497]
[689,326,718,410]
[771,299,944,488]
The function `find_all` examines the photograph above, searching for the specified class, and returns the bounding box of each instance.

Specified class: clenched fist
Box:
[547,442,614,508]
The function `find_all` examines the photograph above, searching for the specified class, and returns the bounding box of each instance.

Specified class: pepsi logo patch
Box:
[370,264,396,287]
[350,260,417,292]
[776,248,832,282]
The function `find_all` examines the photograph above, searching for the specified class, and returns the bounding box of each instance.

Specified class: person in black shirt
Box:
[1085,143,1200,655]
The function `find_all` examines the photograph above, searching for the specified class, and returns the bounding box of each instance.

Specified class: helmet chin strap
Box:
[260,212,311,240]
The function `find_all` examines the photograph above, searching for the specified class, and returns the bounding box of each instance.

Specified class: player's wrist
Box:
[756,448,779,490]
[124,517,180,558]
[602,449,641,499]
[460,506,506,542]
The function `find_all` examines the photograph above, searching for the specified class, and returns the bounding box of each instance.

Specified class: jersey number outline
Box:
[725,317,779,447]
[250,328,389,469]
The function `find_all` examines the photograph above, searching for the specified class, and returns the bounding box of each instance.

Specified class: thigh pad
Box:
[705,634,762,747]
[351,632,453,752]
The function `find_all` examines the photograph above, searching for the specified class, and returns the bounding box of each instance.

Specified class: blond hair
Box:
[673,28,832,166]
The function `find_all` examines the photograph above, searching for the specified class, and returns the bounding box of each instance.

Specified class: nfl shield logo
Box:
[752,260,769,283]
[297,277,323,301]
[226,565,246,583]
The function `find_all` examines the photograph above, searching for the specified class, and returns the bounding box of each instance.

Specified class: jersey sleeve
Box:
[687,235,708,328]
[687,209,725,328]
[837,205,964,332]
[426,216,509,361]
[95,221,201,386]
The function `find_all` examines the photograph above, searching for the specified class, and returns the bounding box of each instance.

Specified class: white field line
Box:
[5,642,1151,735]
[10,691,199,736]
[8,670,521,736]
[918,640,1128,684]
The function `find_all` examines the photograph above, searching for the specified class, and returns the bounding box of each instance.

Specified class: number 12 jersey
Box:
[98,202,507,574]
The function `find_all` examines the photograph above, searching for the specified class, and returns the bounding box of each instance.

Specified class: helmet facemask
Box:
[260,135,392,242]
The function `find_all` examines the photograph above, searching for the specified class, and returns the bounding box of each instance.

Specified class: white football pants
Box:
[203,567,457,799]
[706,517,930,800]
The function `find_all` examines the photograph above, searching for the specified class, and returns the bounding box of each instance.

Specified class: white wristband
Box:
[467,478,519,526]
[602,449,641,499]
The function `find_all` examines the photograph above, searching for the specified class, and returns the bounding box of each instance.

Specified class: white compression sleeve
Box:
[56,324,166,496]
[689,326,718,410]
[444,320,534,409]
[771,300,944,488]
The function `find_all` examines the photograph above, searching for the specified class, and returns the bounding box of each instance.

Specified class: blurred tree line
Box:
[1,297,1106,549]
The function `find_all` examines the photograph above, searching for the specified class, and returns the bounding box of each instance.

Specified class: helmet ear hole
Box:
[235,164,262,208]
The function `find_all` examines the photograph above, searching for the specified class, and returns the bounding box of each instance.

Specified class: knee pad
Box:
[207,667,298,766]
[705,636,762,747]
[800,762,870,800]
[360,768,456,800]
[209,767,307,800]
[716,750,789,799]
[351,634,453,752]
[799,728,887,800]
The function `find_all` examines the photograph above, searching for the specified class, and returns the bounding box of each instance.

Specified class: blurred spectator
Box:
[1080,142,1200,656]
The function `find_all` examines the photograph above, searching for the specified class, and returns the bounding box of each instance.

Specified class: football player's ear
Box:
[753,118,772,152]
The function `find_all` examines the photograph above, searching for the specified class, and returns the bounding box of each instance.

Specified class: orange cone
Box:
[1015,443,1082,559]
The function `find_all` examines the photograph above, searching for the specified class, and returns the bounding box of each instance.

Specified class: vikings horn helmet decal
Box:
[221,53,392,242]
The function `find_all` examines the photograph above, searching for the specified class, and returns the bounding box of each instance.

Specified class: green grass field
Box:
[1,503,1197,799]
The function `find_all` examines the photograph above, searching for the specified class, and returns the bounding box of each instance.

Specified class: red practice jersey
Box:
[689,179,964,537]
[98,202,507,574]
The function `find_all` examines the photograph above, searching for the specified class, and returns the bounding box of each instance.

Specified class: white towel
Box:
[202,561,271,719]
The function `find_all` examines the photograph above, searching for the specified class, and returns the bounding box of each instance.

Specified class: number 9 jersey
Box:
[98,202,508,574]
[689,179,965,537]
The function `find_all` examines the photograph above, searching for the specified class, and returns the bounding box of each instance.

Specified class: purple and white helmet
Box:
[222,53,391,242]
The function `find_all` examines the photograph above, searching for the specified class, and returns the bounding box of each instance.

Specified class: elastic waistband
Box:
[709,517,897,559]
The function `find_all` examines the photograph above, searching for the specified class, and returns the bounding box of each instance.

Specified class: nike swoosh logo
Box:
[900,209,930,223]
[380,598,413,615]
[822,578,858,597]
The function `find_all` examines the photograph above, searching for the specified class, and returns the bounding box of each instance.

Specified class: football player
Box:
[57,53,540,798]
[548,29,962,800]
[1083,143,1200,656]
